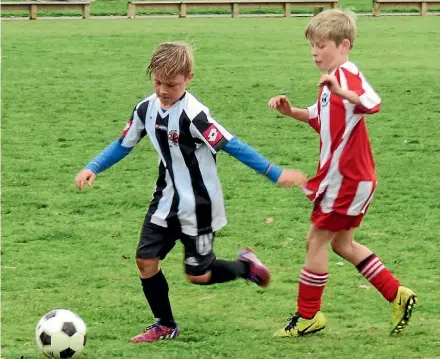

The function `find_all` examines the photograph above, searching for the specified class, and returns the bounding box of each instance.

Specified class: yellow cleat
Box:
[274,311,326,338]
[391,286,418,335]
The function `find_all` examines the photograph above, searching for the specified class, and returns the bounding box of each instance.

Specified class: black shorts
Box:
[136,221,216,276]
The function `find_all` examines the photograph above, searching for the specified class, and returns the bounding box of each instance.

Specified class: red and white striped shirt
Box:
[302,61,381,216]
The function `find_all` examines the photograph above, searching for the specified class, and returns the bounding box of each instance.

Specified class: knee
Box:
[331,240,348,257]
[136,258,160,278]
[306,230,321,250]
[186,272,211,285]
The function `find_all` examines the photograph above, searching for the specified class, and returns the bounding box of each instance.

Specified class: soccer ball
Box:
[35,309,87,358]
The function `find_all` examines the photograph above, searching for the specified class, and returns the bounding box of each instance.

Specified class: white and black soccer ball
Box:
[35,309,87,358]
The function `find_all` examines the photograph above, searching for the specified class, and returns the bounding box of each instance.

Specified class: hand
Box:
[268,95,293,117]
[317,74,342,95]
[277,169,307,187]
[75,169,96,190]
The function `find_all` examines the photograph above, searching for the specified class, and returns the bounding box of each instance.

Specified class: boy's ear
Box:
[186,72,195,82]
[341,39,352,51]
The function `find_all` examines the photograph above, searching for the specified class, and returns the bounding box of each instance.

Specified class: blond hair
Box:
[147,41,194,79]
[305,9,357,49]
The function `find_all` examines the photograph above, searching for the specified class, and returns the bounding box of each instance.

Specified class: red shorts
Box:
[311,205,365,232]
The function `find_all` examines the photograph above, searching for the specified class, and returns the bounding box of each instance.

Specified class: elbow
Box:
[354,102,381,115]
[367,102,381,114]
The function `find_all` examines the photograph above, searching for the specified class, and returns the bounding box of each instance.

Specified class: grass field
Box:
[2,16,440,359]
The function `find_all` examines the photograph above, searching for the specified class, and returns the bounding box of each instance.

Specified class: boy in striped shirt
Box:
[75,41,306,343]
[269,9,417,337]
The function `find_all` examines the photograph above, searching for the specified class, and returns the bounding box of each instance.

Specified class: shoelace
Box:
[143,322,161,334]
[284,314,300,331]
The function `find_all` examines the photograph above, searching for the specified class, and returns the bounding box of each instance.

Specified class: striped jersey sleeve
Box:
[339,66,381,115]
[307,102,320,133]
[189,110,234,154]
[120,100,149,148]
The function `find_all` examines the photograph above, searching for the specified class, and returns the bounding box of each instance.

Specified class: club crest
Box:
[168,130,179,145]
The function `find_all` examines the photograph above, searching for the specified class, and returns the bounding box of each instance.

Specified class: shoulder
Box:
[339,61,361,76]
[129,94,156,123]
[133,93,157,119]
[134,93,156,110]
[337,62,369,88]
[182,92,210,120]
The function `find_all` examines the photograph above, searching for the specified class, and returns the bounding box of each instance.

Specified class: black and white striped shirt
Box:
[121,91,233,236]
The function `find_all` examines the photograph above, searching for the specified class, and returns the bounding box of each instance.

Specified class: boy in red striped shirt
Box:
[269,9,417,337]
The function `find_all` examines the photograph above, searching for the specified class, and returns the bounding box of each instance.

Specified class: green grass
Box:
[2,17,440,359]
[1,0,439,17]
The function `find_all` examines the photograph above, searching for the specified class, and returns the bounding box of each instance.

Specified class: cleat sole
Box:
[390,294,417,335]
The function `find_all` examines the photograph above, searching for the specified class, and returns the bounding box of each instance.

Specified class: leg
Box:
[333,227,400,301]
[298,225,333,319]
[182,233,270,286]
[130,222,179,343]
[332,227,417,334]
[331,227,372,265]
[274,225,332,338]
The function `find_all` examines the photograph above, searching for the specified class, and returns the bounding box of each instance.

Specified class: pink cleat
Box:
[130,322,180,343]
[238,248,271,287]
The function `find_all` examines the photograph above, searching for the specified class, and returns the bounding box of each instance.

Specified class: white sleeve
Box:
[120,105,146,148]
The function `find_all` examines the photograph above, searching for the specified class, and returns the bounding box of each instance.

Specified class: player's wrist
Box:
[85,161,100,175]
[265,164,283,183]
[289,106,296,117]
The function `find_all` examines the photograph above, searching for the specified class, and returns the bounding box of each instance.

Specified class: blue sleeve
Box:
[222,137,282,183]
[84,139,133,175]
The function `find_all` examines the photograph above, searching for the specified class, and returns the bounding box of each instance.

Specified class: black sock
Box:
[140,270,176,328]
[207,259,250,284]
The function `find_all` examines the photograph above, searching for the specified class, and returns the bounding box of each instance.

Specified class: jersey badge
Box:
[168,130,179,145]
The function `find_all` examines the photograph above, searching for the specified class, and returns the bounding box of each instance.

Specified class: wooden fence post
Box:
[82,3,90,19]
[232,2,239,17]
[128,2,136,18]
[420,1,427,15]
[283,2,290,17]
[313,6,323,15]
[179,2,187,17]
[30,4,37,19]
[372,0,380,16]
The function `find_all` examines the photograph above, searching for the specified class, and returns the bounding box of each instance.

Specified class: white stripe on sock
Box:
[360,257,379,275]
[363,261,382,278]
[366,264,385,281]
[300,275,328,285]
[301,270,329,280]
[299,279,327,287]
[300,269,328,287]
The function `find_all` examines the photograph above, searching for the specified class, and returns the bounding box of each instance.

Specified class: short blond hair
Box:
[305,9,357,49]
[147,41,194,79]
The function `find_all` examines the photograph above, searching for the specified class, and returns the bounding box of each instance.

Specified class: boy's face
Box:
[153,72,194,109]
[309,38,351,72]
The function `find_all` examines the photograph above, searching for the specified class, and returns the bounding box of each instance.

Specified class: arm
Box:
[268,95,309,122]
[222,138,307,186]
[75,103,147,190]
[320,70,381,115]
[190,110,307,187]
[85,105,146,174]
[85,139,133,175]
[334,88,362,105]
[222,138,282,182]
[288,107,310,122]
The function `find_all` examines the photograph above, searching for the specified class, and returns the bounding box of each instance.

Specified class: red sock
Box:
[357,254,400,302]
[297,268,328,319]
